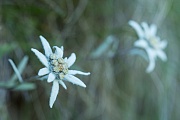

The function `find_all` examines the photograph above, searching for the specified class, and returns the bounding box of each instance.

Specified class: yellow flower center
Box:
[149,36,159,49]
[49,54,68,79]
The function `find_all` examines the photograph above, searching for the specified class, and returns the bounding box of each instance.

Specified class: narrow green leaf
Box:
[13,83,36,91]
[0,81,17,89]
[130,48,148,61]
[91,35,118,58]
[10,56,29,82]
[9,59,23,83]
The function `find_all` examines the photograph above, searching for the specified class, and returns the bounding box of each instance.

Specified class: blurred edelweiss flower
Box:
[129,20,167,73]
[31,35,90,108]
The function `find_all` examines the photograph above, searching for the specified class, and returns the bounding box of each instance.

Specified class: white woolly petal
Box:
[141,22,149,32]
[38,68,50,76]
[47,73,56,83]
[39,35,53,57]
[64,75,86,88]
[159,40,167,49]
[129,20,144,38]
[141,22,151,38]
[61,46,64,51]
[59,80,67,89]
[156,50,167,61]
[145,48,157,73]
[134,39,148,48]
[67,53,76,68]
[68,70,90,76]
[53,46,63,58]
[31,48,49,67]
[150,24,157,36]
[49,80,59,108]
[146,57,156,73]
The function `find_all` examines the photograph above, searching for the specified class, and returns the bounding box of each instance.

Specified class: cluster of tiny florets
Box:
[49,54,68,79]
[148,36,160,49]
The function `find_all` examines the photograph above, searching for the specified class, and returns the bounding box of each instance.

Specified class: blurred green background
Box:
[0,0,180,120]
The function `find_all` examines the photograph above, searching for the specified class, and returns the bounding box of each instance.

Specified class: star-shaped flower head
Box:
[129,20,167,73]
[31,35,90,108]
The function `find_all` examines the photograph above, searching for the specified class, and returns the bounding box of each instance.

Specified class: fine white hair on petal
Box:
[59,80,67,89]
[38,67,50,76]
[159,40,168,49]
[67,53,76,68]
[8,59,23,83]
[49,80,59,108]
[31,48,49,67]
[39,35,53,57]
[145,48,157,73]
[134,39,148,49]
[68,70,90,76]
[129,20,144,38]
[156,50,167,61]
[53,46,63,58]
[47,73,56,83]
[64,75,86,87]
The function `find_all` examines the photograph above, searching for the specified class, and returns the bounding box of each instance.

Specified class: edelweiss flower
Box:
[31,35,90,108]
[129,20,167,73]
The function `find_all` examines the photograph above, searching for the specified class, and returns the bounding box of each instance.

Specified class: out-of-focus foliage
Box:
[0,0,180,120]
[90,35,119,59]
[0,43,16,58]
[0,56,36,91]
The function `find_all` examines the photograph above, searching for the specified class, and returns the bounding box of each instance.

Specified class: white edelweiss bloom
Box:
[31,35,90,108]
[129,20,167,73]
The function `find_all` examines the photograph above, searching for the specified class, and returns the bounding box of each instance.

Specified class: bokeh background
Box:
[0,0,180,120]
